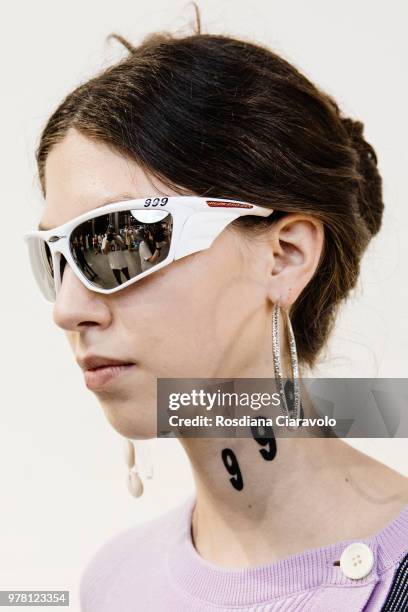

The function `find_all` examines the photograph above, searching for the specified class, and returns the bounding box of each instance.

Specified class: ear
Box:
[265,214,324,308]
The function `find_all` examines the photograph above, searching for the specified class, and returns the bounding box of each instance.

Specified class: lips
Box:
[83,363,136,390]
[78,355,136,371]
[76,354,138,390]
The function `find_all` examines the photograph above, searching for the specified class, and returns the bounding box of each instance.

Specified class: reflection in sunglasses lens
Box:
[69,210,173,289]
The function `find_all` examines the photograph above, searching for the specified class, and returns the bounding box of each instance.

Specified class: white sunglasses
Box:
[23,195,274,303]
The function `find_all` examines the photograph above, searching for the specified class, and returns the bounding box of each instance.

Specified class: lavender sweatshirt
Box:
[80,494,408,611]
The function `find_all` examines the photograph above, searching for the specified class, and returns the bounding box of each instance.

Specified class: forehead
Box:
[39,128,178,231]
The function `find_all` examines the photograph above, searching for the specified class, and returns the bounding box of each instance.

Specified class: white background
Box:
[1,1,407,610]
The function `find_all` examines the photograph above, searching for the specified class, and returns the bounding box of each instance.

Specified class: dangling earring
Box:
[124,439,154,498]
[271,300,301,422]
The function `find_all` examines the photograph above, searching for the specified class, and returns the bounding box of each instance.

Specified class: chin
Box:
[99,399,157,439]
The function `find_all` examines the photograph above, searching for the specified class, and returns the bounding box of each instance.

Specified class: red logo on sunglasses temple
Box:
[206,200,253,208]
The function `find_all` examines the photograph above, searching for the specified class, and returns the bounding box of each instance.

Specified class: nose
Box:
[53,257,112,331]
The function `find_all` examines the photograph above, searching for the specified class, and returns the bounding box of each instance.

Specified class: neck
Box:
[179,379,405,567]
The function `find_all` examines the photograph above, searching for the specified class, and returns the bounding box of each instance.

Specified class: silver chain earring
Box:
[271,301,301,422]
[124,439,154,498]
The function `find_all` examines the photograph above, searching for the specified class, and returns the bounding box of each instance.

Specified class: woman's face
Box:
[40,128,311,439]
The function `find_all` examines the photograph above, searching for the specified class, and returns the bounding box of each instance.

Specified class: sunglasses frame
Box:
[23,195,274,303]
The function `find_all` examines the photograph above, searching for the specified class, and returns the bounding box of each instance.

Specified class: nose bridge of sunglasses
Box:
[174,211,243,260]
[54,250,90,296]
[49,234,76,280]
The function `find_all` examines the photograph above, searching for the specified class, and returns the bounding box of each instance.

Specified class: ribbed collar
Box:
[166,493,408,607]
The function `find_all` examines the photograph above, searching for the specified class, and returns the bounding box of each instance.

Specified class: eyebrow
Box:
[37,193,137,231]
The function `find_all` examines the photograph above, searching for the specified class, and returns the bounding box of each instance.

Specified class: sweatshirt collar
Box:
[166,493,408,607]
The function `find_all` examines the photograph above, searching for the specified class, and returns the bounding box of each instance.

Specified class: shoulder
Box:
[79,496,192,611]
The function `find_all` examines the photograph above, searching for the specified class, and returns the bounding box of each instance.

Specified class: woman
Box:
[25,7,407,611]
[135,227,162,272]
[101,224,131,285]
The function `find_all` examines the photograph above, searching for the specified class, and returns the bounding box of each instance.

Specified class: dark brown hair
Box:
[36,4,384,370]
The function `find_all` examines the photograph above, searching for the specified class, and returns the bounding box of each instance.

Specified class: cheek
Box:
[111,256,236,376]
[111,247,266,377]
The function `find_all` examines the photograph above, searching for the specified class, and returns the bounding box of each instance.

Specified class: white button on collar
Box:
[339,542,374,579]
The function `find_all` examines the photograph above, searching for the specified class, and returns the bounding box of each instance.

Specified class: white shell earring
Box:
[124,439,154,498]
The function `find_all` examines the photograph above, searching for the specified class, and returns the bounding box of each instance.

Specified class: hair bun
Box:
[340,117,384,237]
[341,117,378,165]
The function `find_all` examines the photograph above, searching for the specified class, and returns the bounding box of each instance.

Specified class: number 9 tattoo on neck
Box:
[250,417,277,461]
[221,448,244,491]
[221,418,277,491]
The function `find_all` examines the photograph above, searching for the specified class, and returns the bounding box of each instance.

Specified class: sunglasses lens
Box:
[69,209,173,290]
[27,236,56,302]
